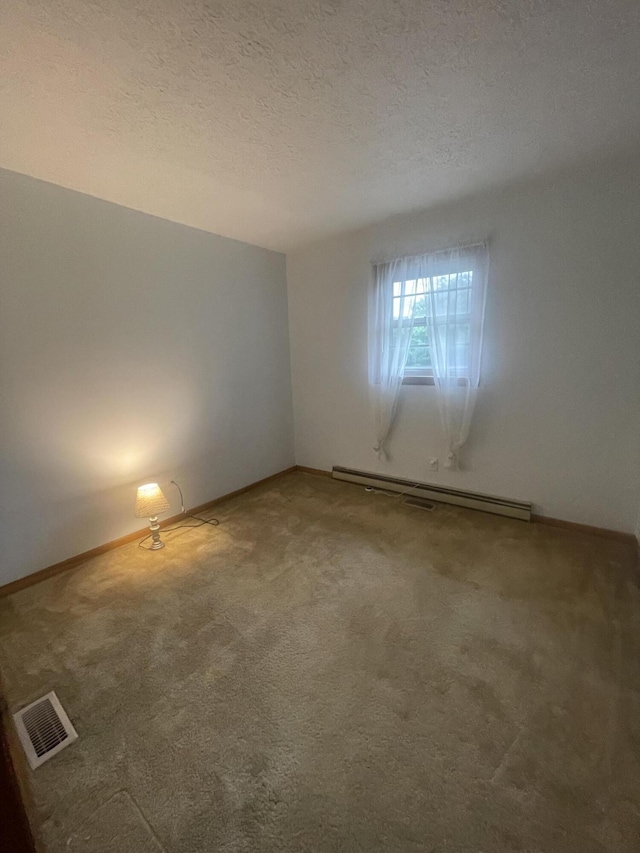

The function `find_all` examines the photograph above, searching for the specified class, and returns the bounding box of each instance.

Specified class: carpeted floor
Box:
[1,471,639,852]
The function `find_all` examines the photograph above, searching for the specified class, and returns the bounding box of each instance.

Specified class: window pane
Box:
[408,323,430,367]
[454,343,470,369]
[456,324,470,345]
[455,288,471,314]
[434,274,450,291]
[406,295,418,318]
[410,324,429,346]
[393,295,426,319]
[426,269,473,294]
[391,267,473,376]
[393,294,415,319]
[406,346,431,368]
[412,293,426,318]
[433,290,449,316]
[443,342,470,372]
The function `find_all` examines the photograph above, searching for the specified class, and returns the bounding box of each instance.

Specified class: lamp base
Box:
[148,516,165,550]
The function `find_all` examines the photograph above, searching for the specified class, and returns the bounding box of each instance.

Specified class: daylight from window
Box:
[392,272,473,373]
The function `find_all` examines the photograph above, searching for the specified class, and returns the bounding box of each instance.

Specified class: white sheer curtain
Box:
[368,243,488,467]
[368,257,420,458]
[424,244,488,470]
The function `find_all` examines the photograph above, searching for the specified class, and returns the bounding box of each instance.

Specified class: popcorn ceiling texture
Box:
[1,0,640,250]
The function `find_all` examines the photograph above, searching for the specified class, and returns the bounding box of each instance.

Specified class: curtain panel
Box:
[368,243,488,468]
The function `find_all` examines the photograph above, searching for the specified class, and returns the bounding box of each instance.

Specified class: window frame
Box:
[398,315,435,384]
[393,266,474,385]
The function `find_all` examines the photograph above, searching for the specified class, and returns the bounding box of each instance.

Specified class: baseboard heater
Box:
[332,466,532,522]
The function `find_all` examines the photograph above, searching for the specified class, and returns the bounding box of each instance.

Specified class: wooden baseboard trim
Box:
[295,465,333,477]
[296,468,634,544]
[0,528,154,599]
[531,513,636,545]
[187,466,296,515]
[0,466,297,599]
[3,464,634,598]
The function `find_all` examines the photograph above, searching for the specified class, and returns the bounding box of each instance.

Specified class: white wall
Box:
[0,169,294,585]
[287,153,640,533]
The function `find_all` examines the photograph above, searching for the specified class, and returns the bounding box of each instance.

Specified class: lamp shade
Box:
[135,483,170,518]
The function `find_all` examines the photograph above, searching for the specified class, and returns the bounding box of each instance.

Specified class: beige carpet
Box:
[1,471,639,852]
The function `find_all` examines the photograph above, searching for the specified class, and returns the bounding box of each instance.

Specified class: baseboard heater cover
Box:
[332,466,532,522]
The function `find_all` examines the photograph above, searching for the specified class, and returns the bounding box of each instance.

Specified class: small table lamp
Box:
[135,483,171,549]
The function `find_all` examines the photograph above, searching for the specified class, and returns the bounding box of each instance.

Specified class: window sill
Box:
[402,375,435,385]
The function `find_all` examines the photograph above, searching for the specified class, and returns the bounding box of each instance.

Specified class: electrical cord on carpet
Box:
[138,478,220,550]
[364,482,439,512]
[138,515,220,549]
[364,483,422,499]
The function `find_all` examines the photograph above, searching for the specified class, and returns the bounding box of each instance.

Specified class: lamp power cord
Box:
[138,479,220,550]
[364,482,422,499]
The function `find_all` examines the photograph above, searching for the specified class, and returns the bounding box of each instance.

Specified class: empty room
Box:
[1,1,640,851]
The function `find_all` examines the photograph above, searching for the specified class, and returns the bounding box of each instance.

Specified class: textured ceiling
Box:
[2,1,640,251]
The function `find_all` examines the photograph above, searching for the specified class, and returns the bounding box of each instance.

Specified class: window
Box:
[368,242,487,463]
[392,267,474,384]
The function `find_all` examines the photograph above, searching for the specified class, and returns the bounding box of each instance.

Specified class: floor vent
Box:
[13,691,78,769]
[404,497,436,511]
[333,466,532,521]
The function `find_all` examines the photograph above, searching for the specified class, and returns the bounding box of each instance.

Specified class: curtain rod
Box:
[372,240,487,267]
